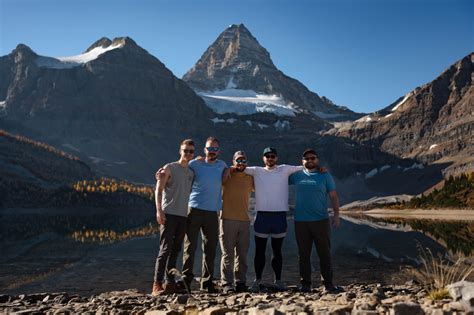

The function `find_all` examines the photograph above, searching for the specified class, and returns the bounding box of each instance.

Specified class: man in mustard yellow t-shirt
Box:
[220,151,254,294]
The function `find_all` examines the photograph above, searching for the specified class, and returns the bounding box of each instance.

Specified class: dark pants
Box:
[154,213,187,283]
[182,207,219,289]
[254,236,284,281]
[295,219,333,287]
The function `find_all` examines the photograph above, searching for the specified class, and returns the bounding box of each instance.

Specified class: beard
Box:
[236,165,246,172]
[207,153,217,161]
[304,162,317,170]
[265,160,276,167]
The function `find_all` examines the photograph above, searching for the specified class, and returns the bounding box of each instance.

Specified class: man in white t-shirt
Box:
[244,147,303,292]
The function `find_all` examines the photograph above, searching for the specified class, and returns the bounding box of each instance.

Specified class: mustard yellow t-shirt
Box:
[221,172,254,221]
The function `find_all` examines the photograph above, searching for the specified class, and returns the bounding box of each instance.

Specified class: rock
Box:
[201,306,236,315]
[351,310,379,315]
[0,295,11,303]
[447,280,474,312]
[390,302,424,315]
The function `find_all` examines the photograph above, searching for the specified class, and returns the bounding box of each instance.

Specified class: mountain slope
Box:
[333,53,474,176]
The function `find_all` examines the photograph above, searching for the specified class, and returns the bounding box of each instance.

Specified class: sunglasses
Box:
[303,156,317,161]
[264,154,276,159]
[206,146,219,152]
[236,159,247,164]
[183,149,195,154]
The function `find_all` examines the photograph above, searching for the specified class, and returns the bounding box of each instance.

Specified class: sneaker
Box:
[249,279,261,293]
[235,282,248,293]
[274,280,287,291]
[324,284,344,294]
[151,281,164,296]
[299,283,312,293]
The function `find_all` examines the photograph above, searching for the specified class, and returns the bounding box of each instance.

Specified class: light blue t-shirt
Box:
[289,169,336,222]
[188,159,227,211]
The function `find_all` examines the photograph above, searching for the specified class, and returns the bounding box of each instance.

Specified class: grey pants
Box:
[182,207,219,289]
[295,219,333,287]
[219,218,250,287]
[154,213,187,283]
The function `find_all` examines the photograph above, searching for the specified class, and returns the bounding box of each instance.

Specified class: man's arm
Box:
[155,166,171,225]
[244,166,257,176]
[329,190,340,228]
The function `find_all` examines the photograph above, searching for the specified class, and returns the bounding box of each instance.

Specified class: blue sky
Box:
[1,0,472,113]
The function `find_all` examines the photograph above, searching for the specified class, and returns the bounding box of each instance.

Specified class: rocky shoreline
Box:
[1,282,473,314]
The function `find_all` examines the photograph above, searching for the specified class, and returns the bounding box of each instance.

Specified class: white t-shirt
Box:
[245,164,303,212]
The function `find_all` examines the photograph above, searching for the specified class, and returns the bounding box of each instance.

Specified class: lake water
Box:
[1,207,471,295]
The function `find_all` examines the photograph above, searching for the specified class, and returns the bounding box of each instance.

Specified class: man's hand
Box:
[155,168,166,181]
[222,168,231,183]
[318,166,328,173]
[331,214,340,229]
[156,209,166,225]
[195,155,205,161]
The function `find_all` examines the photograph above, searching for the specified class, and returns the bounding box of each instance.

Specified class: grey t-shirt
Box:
[162,162,194,217]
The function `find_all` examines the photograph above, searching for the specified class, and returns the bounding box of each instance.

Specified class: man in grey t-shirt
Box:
[152,139,195,296]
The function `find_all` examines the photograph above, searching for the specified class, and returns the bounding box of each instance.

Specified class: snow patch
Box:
[274,120,290,131]
[114,161,128,165]
[384,113,393,118]
[429,144,438,150]
[257,123,268,129]
[36,42,123,69]
[198,89,298,117]
[403,163,424,172]
[0,100,6,109]
[245,120,252,127]
[0,100,6,117]
[226,76,237,89]
[391,91,413,112]
[365,168,378,179]
[210,117,226,124]
[62,143,80,152]
[226,118,237,124]
[89,156,105,164]
[355,115,376,123]
[380,165,391,172]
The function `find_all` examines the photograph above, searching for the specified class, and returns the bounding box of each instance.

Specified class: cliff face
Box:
[334,53,474,175]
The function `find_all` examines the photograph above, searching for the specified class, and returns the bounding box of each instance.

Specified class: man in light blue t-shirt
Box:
[182,136,228,293]
[289,148,342,294]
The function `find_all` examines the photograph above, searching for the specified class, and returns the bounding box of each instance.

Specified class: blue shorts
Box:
[254,211,287,238]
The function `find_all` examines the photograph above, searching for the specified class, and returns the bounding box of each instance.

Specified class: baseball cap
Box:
[263,147,277,156]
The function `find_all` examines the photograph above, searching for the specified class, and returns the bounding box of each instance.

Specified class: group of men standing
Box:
[152,137,341,295]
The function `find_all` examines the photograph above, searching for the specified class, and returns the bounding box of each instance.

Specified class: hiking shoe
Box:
[249,279,261,293]
[324,284,344,294]
[235,282,248,293]
[274,280,287,291]
[151,281,164,296]
[222,285,235,294]
[201,283,219,293]
[175,280,190,293]
[299,283,312,293]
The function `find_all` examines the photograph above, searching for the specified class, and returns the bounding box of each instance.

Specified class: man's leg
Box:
[165,215,187,283]
[235,221,250,286]
[154,214,174,284]
[295,221,313,287]
[200,211,219,290]
[219,218,239,288]
[182,208,202,288]
[254,235,267,280]
[312,219,333,287]
[270,237,284,281]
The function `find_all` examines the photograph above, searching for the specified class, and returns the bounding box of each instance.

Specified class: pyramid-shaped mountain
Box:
[184,24,360,121]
